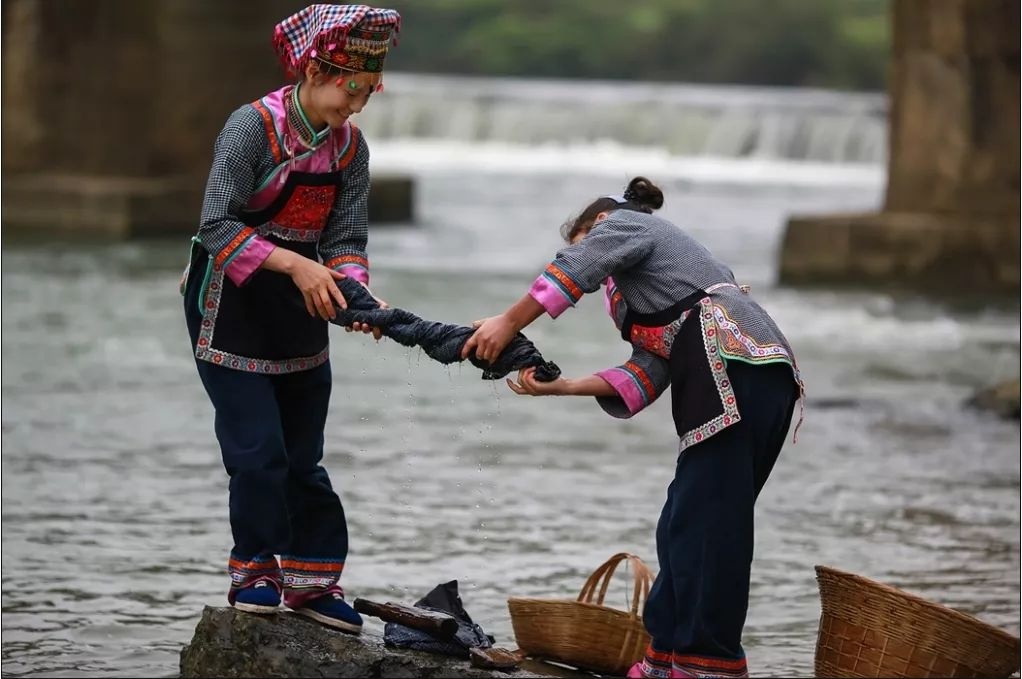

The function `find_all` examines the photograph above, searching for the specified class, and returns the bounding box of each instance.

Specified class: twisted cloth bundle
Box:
[329,278,561,382]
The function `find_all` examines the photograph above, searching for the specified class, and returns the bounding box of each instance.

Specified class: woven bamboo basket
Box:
[814,565,1020,678]
[508,552,654,676]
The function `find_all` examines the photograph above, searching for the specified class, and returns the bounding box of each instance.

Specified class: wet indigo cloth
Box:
[329,277,560,381]
[383,581,494,658]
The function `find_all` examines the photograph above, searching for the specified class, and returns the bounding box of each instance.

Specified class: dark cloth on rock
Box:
[383,581,494,658]
[329,277,561,381]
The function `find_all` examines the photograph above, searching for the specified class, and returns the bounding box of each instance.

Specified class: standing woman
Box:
[180,5,400,633]
[464,177,804,678]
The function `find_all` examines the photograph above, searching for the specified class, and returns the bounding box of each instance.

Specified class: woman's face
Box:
[569,211,610,244]
[306,68,382,129]
[570,229,588,245]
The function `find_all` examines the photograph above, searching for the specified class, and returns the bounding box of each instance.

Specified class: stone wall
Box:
[2,0,304,177]
[780,0,1020,295]
[1,0,411,238]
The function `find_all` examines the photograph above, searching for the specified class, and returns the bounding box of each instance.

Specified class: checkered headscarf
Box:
[273,4,401,76]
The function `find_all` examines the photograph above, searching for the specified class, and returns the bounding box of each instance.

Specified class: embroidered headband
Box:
[273,4,401,77]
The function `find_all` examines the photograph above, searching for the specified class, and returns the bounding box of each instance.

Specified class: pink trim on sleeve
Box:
[337,264,369,285]
[224,236,276,287]
[595,367,646,416]
[528,274,573,319]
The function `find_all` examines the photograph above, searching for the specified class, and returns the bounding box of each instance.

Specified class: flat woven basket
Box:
[814,565,1020,678]
[508,552,654,676]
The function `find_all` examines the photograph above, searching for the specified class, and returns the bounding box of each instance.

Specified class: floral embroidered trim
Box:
[325,253,369,271]
[194,268,330,374]
[640,661,672,679]
[253,99,284,164]
[641,644,674,678]
[629,309,692,360]
[215,227,257,269]
[711,304,793,364]
[678,297,741,454]
[673,653,749,678]
[228,555,282,587]
[259,223,324,242]
[280,556,343,590]
[334,126,361,170]
[542,263,584,303]
[622,360,657,405]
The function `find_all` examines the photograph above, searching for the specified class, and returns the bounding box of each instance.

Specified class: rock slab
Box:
[180,606,575,679]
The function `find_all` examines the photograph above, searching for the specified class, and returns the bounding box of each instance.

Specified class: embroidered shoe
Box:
[627,663,647,678]
[232,580,281,614]
[292,590,363,634]
[627,661,694,678]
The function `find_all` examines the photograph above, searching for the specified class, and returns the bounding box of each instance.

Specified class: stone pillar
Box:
[779,0,1020,295]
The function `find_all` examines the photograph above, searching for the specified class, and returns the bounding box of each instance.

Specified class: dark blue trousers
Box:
[192,358,349,562]
[642,360,797,671]
[185,292,348,598]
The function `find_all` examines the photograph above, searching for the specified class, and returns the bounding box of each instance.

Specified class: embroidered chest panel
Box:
[273,184,337,231]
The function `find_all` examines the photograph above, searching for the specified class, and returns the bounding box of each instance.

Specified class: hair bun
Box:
[623,176,664,212]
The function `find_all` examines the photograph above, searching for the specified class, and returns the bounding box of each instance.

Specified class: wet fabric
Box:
[383,581,494,658]
[330,277,561,381]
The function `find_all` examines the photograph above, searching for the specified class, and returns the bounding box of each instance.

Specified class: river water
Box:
[2,82,1019,678]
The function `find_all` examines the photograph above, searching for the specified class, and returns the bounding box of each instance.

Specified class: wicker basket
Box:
[814,565,1020,678]
[508,552,654,675]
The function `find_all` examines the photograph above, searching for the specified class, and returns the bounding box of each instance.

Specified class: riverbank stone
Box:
[966,379,1021,420]
[179,606,579,679]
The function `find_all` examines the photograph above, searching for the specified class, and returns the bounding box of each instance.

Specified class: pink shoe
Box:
[627,663,647,678]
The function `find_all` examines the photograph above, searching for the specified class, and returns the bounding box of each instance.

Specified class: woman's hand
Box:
[262,248,347,320]
[346,285,388,340]
[506,367,569,396]
[462,313,518,364]
[288,256,348,320]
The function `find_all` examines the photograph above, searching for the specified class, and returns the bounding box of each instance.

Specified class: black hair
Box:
[560,176,665,242]
[303,58,351,82]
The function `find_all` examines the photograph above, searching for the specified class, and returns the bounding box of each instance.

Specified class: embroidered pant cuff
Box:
[227,554,282,604]
[673,653,749,678]
[280,556,344,609]
[639,643,674,679]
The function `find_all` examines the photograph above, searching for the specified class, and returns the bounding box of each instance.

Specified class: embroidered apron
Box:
[184,98,362,374]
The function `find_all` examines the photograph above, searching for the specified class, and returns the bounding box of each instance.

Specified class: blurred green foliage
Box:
[384,0,890,91]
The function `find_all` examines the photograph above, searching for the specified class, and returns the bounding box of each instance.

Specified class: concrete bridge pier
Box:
[780,0,1020,296]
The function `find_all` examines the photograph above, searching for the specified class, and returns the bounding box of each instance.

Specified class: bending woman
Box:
[463,177,804,679]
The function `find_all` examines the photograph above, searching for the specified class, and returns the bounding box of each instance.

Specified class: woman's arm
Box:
[506,369,617,397]
[315,131,385,334]
[508,346,671,420]
[460,292,545,363]
[199,109,346,320]
[318,130,371,284]
[462,216,654,364]
[198,111,278,288]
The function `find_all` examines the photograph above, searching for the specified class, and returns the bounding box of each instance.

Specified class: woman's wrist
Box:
[504,294,545,333]
[262,247,297,275]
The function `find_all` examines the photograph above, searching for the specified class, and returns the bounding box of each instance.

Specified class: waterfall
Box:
[360,73,887,165]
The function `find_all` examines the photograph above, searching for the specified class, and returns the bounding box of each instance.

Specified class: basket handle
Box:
[577,552,654,618]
